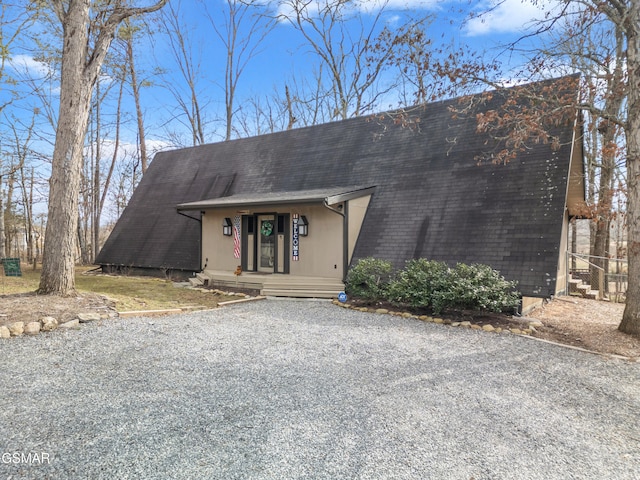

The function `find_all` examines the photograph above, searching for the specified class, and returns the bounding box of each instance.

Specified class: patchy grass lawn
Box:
[0,264,236,313]
[0,264,41,295]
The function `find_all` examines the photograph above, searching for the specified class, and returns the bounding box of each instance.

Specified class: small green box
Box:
[2,258,22,277]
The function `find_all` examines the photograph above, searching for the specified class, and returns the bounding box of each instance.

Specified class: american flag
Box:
[233,215,241,259]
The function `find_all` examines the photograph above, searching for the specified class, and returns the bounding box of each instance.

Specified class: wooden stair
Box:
[196,270,344,299]
[188,272,209,287]
[568,276,598,300]
[261,276,344,298]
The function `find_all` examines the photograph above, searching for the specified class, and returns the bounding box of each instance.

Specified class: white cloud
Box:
[8,54,54,78]
[386,14,402,26]
[276,0,440,20]
[89,138,174,164]
[356,0,441,10]
[464,0,552,37]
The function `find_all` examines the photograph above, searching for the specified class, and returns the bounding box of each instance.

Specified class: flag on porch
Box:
[233,215,241,259]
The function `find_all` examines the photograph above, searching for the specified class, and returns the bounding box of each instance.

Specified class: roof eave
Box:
[176,186,376,211]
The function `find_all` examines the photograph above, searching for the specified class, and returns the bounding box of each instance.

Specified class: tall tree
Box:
[202,0,274,141]
[524,0,639,335]
[529,7,626,292]
[0,2,38,112]
[158,0,208,146]
[0,132,28,259]
[605,0,640,335]
[445,1,640,336]
[119,19,150,172]
[38,0,167,296]
[278,0,414,120]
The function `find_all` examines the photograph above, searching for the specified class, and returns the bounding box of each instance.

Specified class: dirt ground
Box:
[0,292,117,327]
[526,296,639,359]
[0,292,638,360]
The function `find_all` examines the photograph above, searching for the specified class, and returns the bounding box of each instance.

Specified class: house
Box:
[96,76,586,310]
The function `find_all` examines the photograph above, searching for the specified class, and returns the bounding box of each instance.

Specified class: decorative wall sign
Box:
[292,214,299,261]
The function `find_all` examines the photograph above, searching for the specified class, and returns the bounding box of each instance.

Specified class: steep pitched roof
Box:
[97,76,582,297]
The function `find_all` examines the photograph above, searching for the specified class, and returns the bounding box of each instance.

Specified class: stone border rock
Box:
[0,290,264,340]
[332,299,637,361]
[0,311,113,339]
[332,300,538,334]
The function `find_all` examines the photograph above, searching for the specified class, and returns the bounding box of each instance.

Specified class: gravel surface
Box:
[1,299,638,479]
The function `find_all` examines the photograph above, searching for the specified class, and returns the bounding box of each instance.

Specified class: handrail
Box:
[566,252,629,301]
[567,252,606,273]
[569,252,627,263]
[567,252,605,300]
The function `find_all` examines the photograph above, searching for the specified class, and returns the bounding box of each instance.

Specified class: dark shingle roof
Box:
[96,77,581,297]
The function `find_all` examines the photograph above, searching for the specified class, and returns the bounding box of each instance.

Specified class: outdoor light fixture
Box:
[298,215,309,236]
[222,217,233,236]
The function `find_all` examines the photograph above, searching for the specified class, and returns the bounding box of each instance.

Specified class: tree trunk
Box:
[5,169,14,257]
[38,2,94,295]
[20,165,34,263]
[92,80,101,263]
[0,161,4,259]
[127,33,148,173]
[620,13,640,335]
[38,0,167,294]
[590,160,614,292]
[571,218,577,271]
[590,26,624,295]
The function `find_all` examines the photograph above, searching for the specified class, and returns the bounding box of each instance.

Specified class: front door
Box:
[257,215,275,273]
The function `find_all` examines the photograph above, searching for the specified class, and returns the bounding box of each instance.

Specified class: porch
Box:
[191,270,345,299]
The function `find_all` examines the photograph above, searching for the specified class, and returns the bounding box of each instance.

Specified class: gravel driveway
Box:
[1,299,638,479]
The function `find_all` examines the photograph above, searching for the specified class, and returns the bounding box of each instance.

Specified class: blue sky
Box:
[1,0,557,221]
[4,0,554,145]
[134,0,555,145]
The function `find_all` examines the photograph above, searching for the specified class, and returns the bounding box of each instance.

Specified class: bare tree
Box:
[513,0,638,334]
[119,19,150,172]
[278,0,409,120]
[202,0,274,140]
[605,0,640,335]
[438,1,640,335]
[158,0,208,147]
[235,90,289,136]
[38,0,167,296]
[0,111,36,260]
[0,2,39,112]
[529,10,627,292]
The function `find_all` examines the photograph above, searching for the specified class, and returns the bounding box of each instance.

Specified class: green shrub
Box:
[386,259,450,308]
[345,257,393,300]
[431,263,520,314]
[346,257,520,315]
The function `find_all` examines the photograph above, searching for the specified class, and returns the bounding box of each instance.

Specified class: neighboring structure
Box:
[97,76,586,307]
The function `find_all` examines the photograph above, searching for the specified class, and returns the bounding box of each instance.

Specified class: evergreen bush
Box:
[386,259,449,308]
[431,263,520,314]
[345,257,393,300]
[346,257,520,315]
